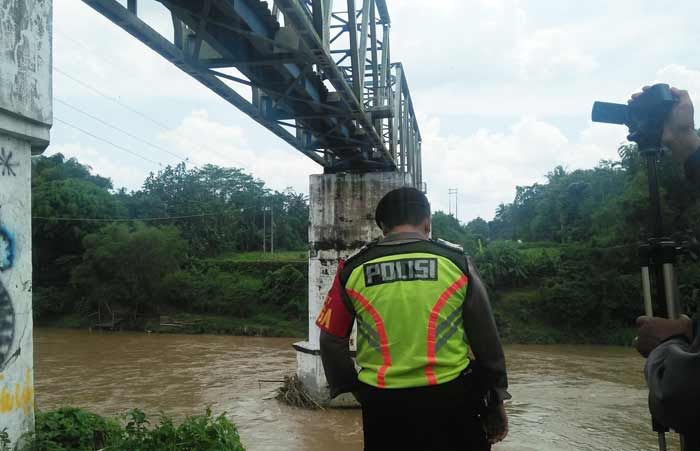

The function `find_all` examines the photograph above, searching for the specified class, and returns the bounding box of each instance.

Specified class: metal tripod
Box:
[638,145,684,451]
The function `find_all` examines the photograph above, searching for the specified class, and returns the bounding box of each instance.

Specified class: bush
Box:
[260,265,306,319]
[25,407,122,450]
[475,241,529,288]
[21,408,245,451]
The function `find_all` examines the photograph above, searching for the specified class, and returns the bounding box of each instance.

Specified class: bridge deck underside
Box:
[161,0,389,170]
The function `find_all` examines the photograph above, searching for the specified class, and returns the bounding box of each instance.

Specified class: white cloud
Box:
[514,28,598,81]
[422,117,628,222]
[656,65,700,103]
[49,0,700,224]
[158,110,318,194]
[45,142,150,191]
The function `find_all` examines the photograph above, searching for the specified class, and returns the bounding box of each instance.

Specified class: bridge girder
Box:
[81,0,422,186]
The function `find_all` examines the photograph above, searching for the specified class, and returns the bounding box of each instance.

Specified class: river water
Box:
[34,329,680,451]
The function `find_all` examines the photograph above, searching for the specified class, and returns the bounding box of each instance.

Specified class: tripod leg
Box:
[642,266,654,316]
[658,432,667,451]
[662,263,680,319]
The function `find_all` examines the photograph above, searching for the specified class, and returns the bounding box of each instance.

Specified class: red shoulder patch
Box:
[315,259,354,337]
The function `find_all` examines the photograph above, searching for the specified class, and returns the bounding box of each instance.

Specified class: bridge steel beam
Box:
[82,0,327,166]
[0,0,52,445]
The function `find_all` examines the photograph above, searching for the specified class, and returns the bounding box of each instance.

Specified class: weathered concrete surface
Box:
[295,172,412,406]
[0,137,35,443]
[0,0,52,153]
[0,0,52,444]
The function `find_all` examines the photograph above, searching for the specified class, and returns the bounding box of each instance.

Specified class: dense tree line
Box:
[32,139,700,342]
[32,154,308,332]
[430,143,700,343]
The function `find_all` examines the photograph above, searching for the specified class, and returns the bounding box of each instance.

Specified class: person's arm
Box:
[316,260,358,398]
[463,258,510,402]
[463,258,510,444]
[645,333,700,433]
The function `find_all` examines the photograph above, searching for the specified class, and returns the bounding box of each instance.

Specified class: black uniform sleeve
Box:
[320,330,359,398]
[463,258,511,402]
[645,335,700,432]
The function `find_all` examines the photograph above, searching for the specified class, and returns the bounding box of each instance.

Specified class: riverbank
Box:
[36,312,306,338]
[493,288,637,346]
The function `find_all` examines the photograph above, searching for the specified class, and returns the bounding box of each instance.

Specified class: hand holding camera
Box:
[628,87,700,164]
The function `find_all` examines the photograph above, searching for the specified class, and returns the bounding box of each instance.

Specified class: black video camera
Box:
[592,84,676,149]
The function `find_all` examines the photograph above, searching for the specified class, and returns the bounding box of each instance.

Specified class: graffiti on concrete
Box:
[0,369,33,415]
[0,281,15,372]
[0,148,18,176]
[0,226,15,271]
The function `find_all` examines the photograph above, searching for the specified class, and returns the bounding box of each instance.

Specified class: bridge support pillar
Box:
[0,0,52,444]
[294,172,411,406]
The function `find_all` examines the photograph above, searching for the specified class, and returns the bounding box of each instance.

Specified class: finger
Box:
[636,316,650,326]
[670,87,691,102]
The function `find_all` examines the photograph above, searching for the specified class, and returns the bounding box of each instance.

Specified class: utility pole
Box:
[262,207,267,253]
[271,205,275,255]
[448,188,458,221]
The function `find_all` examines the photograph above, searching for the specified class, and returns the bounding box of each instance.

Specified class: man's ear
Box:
[379,222,389,236]
[423,217,432,237]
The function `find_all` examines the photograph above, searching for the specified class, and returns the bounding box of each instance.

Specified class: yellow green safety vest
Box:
[340,239,471,389]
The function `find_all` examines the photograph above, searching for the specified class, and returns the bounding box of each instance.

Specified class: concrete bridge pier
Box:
[0,0,52,444]
[294,172,412,406]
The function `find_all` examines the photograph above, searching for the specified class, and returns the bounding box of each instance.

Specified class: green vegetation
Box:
[32,155,308,337]
[431,141,700,344]
[33,136,700,344]
[16,407,244,451]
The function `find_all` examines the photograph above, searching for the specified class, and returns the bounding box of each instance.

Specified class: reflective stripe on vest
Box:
[344,252,471,389]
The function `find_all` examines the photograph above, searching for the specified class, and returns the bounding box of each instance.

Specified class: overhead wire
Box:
[53,65,234,164]
[53,117,162,166]
[54,97,188,162]
[32,213,225,222]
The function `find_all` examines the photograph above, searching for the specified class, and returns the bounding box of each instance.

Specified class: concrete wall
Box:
[0,137,34,441]
[0,0,52,443]
[295,172,412,405]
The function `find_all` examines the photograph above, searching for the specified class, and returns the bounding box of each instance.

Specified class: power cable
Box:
[54,66,234,163]
[32,213,224,222]
[53,116,162,166]
[54,66,174,131]
[55,97,187,161]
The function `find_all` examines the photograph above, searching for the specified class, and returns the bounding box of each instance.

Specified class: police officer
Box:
[316,187,510,451]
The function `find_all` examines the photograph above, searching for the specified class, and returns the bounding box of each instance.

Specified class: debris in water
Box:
[275,375,324,410]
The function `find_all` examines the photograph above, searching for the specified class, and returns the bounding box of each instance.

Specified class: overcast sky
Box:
[50,0,700,222]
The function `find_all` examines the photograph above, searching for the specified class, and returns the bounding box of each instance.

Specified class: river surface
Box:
[34,329,680,451]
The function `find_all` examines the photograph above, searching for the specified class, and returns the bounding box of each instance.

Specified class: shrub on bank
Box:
[18,407,245,451]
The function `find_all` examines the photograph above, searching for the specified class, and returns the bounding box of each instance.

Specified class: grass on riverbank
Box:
[36,312,306,338]
[493,288,636,346]
[218,251,307,262]
[4,407,245,451]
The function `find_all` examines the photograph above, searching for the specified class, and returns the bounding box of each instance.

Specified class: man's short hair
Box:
[375,187,431,230]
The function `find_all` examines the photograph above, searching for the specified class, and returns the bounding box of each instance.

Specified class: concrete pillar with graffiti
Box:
[0,0,52,443]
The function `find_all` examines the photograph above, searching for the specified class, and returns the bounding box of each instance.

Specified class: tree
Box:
[71,224,188,318]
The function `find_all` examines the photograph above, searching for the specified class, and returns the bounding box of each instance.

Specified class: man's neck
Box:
[385,225,428,239]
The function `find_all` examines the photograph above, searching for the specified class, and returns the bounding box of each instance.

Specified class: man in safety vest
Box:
[317,187,510,450]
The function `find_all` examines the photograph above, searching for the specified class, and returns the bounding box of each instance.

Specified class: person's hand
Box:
[629,86,700,163]
[484,402,508,444]
[635,315,693,357]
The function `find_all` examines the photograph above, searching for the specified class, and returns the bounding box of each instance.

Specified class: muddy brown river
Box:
[34,329,680,450]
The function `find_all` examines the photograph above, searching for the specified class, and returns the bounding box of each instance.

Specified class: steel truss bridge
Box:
[82,0,423,187]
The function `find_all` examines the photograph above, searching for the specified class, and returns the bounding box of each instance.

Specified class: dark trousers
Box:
[356,376,490,451]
